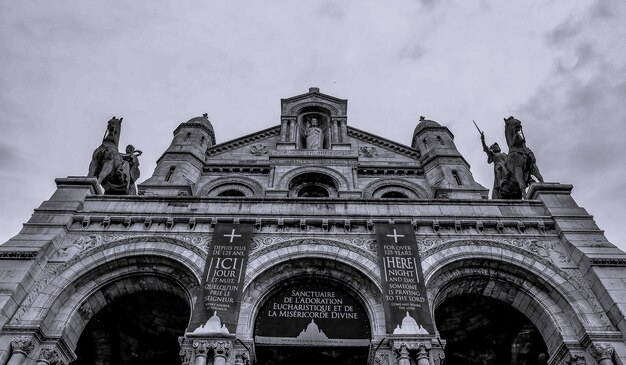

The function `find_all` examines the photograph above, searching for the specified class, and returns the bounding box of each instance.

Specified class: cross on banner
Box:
[224,229,242,243]
[386,229,405,243]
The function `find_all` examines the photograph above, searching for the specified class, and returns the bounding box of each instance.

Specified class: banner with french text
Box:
[375,223,434,335]
[186,223,253,335]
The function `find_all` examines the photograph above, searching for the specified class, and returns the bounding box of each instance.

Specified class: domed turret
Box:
[140,113,217,195]
[412,116,442,142]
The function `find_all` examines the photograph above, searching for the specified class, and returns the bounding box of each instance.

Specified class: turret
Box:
[413,116,487,199]
[140,114,215,196]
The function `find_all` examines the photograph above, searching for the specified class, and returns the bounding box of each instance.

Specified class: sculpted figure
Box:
[480,132,508,199]
[87,117,141,195]
[305,118,323,150]
[501,116,544,199]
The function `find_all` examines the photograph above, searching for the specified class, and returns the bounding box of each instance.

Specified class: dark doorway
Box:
[71,291,190,365]
[435,294,548,365]
[256,346,369,365]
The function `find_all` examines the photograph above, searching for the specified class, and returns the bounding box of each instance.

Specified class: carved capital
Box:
[590,343,614,362]
[39,347,64,365]
[10,336,34,355]
[235,350,249,365]
[566,351,586,365]
[209,340,231,357]
[192,340,210,357]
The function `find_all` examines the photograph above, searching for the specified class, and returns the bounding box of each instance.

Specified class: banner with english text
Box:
[375,223,434,335]
[186,223,253,335]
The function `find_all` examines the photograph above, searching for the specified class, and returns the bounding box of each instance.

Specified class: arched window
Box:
[217,190,246,197]
[298,185,329,197]
[452,170,462,185]
[165,166,176,182]
[288,172,338,198]
[184,132,191,142]
[437,136,444,145]
[380,191,408,199]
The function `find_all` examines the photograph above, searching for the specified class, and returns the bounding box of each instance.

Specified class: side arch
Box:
[197,176,264,197]
[13,238,205,349]
[362,178,430,199]
[423,242,614,356]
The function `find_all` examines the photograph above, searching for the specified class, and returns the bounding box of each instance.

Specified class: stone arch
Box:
[287,101,340,116]
[362,178,429,199]
[17,238,204,350]
[197,176,264,197]
[238,256,386,340]
[423,242,613,356]
[276,166,351,192]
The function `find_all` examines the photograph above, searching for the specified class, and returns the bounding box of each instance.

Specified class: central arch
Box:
[240,256,385,364]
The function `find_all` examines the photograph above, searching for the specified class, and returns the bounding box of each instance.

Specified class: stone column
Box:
[280,119,288,142]
[36,347,63,365]
[193,340,209,365]
[591,343,615,365]
[339,119,347,143]
[331,119,339,143]
[6,337,33,365]
[397,344,410,365]
[288,119,296,142]
[416,344,429,365]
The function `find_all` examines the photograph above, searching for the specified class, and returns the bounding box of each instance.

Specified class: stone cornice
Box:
[205,126,280,157]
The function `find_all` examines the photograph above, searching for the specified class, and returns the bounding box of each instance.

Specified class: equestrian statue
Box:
[475,117,543,199]
[88,116,142,195]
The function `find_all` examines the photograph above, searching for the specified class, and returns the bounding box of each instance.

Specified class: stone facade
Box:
[1,88,626,365]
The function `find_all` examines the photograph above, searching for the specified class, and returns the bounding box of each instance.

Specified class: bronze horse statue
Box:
[500,116,544,199]
[88,117,141,195]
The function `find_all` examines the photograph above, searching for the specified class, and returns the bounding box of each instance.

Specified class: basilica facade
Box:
[1,88,626,365]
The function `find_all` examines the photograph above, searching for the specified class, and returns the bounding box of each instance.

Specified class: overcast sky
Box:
[1,1,624,249]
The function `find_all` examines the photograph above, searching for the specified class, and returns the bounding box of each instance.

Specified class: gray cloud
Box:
[546,18,581,45]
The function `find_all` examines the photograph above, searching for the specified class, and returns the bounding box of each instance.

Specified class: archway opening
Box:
[254,280,371,365]
[289,172,338,197]
[71,290,190,365]
[435,294,548,365]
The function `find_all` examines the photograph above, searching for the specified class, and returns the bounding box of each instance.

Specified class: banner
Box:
[254,283,371,347]
[187,223,253,335]
[375,223,434,335]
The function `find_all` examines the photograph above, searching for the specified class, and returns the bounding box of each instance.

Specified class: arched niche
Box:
[288,172,339,198]
[297,107,332,150]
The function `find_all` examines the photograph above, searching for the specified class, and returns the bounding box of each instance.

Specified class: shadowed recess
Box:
[435,294,548,365]
[71,291,190,365]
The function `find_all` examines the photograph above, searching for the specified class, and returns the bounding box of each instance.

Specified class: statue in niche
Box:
[304,117,323,149]
[88,117,142,195]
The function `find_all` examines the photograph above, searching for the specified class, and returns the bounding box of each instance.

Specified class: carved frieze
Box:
[10,263,62,324]
[418,238,570,266]
[250,236,377,263]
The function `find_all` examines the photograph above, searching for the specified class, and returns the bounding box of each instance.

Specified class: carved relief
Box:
[80,301,95,320]
[566,351,586,365]
[359,146,378,157]
[375,352,390,365]
[39,347,63,365]
[250,236,377,262]
[250,144,269,155]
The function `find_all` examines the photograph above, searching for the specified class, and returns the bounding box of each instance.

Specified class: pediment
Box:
[349,127,420,161]
[281,88,348,116]
[204,126,280,161]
